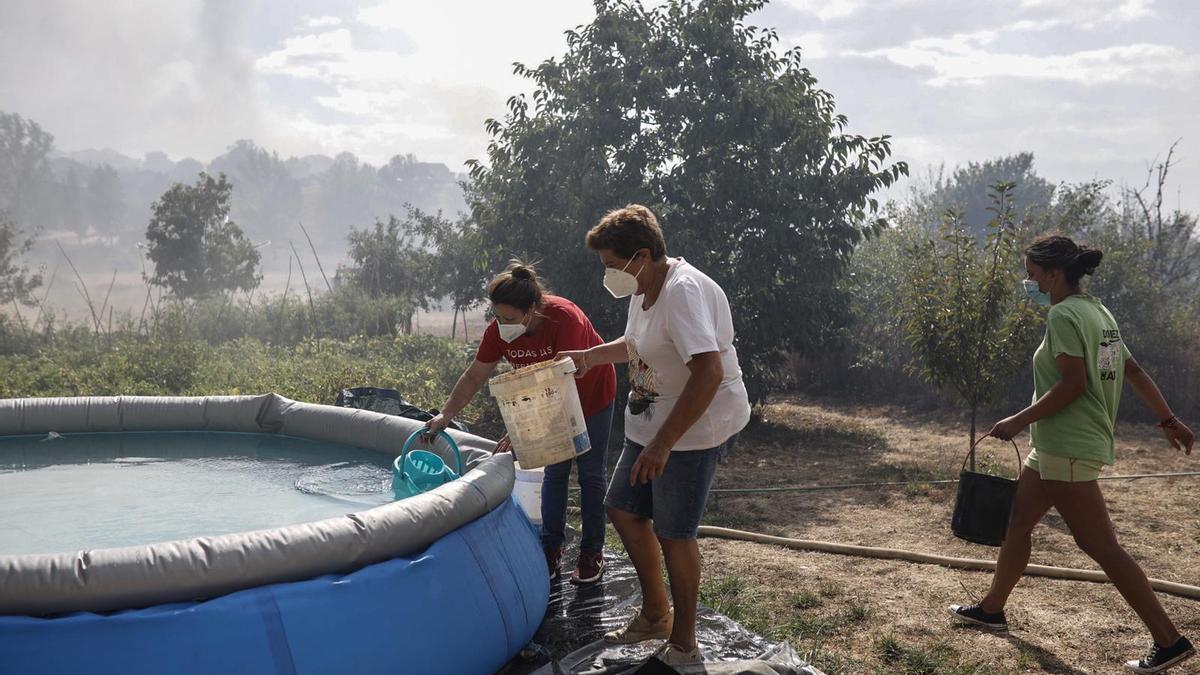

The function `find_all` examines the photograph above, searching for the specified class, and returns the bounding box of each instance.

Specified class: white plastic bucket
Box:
[487,357,591,469]
[512,461,544,525]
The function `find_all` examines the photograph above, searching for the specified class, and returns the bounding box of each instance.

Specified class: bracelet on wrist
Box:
[1158,414,1179,429]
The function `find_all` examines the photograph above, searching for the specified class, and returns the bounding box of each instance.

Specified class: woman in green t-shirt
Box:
[948,235,1195,674]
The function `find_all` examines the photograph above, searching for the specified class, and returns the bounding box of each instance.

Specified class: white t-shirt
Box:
[623,258,750,451]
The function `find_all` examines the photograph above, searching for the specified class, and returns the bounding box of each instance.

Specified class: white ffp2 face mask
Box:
[497,314,529,342]
[603,255,644,298]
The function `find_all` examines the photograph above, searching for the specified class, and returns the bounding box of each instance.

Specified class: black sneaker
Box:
[1125,636,1195,673]
[947,603,1008,632]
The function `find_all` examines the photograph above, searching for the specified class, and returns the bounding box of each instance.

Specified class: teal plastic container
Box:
[392,430,463,500]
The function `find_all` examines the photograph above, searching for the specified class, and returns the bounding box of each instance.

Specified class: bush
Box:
[0,333,499,429]
[116,287,418,347]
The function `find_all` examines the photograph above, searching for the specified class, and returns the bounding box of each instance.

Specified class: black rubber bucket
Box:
[951,437,1022,546]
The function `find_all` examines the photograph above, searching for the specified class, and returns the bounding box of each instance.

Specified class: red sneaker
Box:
[570,551,604,585]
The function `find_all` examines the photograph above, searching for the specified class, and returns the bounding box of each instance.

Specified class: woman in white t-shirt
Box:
[562,204,750,667]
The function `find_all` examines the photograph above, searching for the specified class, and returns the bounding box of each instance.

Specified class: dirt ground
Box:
[696,396,1200,674]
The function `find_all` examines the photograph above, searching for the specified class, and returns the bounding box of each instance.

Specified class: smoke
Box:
[0,0,266,161]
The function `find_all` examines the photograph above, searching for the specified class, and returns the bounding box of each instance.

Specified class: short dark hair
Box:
[1026,235,1104,285]
[585,204,667,260]
[486,260,545,311]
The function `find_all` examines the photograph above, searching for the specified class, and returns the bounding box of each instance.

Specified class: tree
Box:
[318,152,377,246]
[410,207,488,340]
[59,166,84,240]
[0,213,42,306]
[913,154,1055,238]
[1117,141,1199,293]
[86,164,124,241]
[0,111,55,226]
[144,173,262,299]
[345,213,434,333]
[902,184,1043,466]
[1050,174,1200,424]
[466,0,906,402]
[377,155,467,217]
[208,140,301,240]
[836,214,927,391]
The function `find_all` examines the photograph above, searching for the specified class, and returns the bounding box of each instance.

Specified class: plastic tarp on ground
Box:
[501,530,824,675]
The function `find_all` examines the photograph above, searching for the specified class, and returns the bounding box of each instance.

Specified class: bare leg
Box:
[659,536,702,651]
[981,467,1054,613]
[608,506,670,619]
[1046,480,1181,646]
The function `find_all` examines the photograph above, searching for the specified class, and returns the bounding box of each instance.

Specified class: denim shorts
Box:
[604,436,730,540]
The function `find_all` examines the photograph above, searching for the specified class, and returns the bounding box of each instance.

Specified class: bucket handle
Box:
[961,435,1022,475]
[400,429,463,478]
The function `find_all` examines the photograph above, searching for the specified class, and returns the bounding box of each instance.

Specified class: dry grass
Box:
[698,396,1200,674]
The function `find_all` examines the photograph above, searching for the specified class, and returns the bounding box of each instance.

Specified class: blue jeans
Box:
[541,401,614,554]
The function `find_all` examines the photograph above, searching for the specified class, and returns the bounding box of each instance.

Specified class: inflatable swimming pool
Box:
[0,394,549,675]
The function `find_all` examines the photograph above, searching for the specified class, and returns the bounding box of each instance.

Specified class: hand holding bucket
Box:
[493,434,513,454]
[392,429,463,500]
[487,357,591,469]
[950,436,1022,546]
[557,350,592,379]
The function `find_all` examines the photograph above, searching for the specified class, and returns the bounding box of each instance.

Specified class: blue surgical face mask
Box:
[1022,279,1050,306]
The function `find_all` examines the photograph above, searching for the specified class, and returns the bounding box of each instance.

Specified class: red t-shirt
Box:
[477,295,617,416]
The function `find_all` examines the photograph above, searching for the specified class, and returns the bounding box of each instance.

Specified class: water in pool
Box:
[0,431,396,556]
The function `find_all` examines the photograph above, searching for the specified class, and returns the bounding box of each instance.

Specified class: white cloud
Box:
[255,1,596,166]
[794,31,831,59]
[303,15,342,28]
[850,38,1197,87]
[1008,18,1064,31]
[353,1,591,86]
[256,29,410,83]
[779,0,868,21]
[1015,0,1156,29]
[5,0,1196,217]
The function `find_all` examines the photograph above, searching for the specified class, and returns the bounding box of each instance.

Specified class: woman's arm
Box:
[1125,356,1195,454]
[560,337,629,378]
[629,351,723,484]
[989,353,1086,440]
[425,358,498,434]
[1126,356,1174,422]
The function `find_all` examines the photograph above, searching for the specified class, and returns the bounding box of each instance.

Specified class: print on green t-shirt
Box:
[1029,295,1129,464]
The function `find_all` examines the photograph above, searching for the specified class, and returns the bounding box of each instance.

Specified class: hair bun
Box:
[507,260,537,281]
[1074,247,1104,275]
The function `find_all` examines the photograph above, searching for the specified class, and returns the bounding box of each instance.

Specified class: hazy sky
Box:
[1,0,1196,211]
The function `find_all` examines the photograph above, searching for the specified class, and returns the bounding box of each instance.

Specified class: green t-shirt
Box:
[1029,295,1130,464]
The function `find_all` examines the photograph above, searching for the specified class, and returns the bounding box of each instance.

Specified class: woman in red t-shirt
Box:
[425,261,617,585]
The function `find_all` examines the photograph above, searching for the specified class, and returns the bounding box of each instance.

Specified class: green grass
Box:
[873,632,1005,675]
[702,494,771,531]
[698,575,775,637]
[790,590,822,610]
[699,573,870,650]
[0,333,498,425]
[843,601,872,623]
